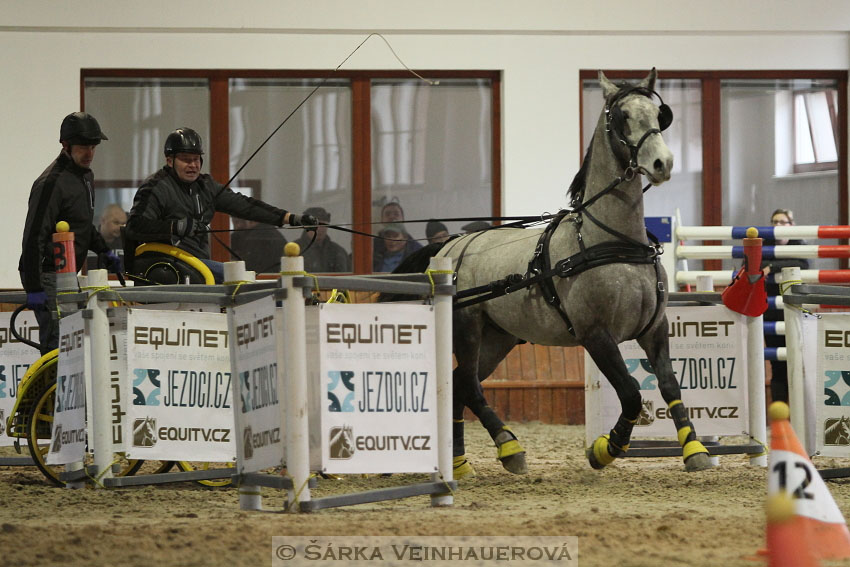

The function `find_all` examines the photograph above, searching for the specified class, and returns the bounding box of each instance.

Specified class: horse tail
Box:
[378,241,448,303]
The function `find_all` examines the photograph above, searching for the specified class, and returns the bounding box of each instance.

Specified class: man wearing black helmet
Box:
[126,127,316,282]
[19,111,121,354]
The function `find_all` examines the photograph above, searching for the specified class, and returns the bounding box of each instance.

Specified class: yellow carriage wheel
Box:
[175,461,234,487]
[25,380,173,486]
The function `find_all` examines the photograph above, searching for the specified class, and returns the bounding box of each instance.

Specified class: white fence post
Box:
[695,276,721,467]
[225,261,263,511]
[88,268,114,485]
[783,266,808,451]
[281,248,310,511]
[746,310,767,467]
[429,256,454,506]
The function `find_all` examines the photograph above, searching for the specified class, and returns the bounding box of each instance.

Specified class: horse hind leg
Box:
[582,329,643,469]
[638,320,713,471]
[455,322,527,475]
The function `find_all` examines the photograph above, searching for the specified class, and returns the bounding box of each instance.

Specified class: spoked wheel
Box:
[26,381,154,487]
[175,461,234,487]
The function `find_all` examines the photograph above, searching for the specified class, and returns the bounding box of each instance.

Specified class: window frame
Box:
[81,69,502,274]
[792,87,840,173]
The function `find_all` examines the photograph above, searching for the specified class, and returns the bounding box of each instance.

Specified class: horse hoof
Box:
[500,452,528,475]
[586,446,607,470]
[453,456,476,479]
[685,452,714,472]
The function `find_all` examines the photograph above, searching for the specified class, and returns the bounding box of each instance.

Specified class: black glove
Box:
[99,251,123,274]
[289,213,319,229]
[172,217,207,238]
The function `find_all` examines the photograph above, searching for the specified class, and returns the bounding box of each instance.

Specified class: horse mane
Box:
[567,136,594,204]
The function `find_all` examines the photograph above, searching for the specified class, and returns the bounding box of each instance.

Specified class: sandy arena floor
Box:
[3,422,850,567]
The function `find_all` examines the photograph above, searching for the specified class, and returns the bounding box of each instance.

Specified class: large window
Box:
[580,70,847,276]
[83,77,210,221]
[83,70,500,274]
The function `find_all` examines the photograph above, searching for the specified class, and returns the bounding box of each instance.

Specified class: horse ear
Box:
[638,67,658,91]
[599,71,619,98]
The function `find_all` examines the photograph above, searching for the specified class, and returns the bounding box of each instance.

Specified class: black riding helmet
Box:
[164,127,204,157]
[59,112,108,145]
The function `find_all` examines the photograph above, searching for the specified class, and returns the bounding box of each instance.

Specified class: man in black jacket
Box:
[126,127,316,282]
[19,112,120,354]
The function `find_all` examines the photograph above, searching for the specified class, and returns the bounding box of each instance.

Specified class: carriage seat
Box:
[122,228,215,286]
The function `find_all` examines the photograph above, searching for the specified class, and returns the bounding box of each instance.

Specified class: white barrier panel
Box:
[815,313,850,457]
[124,309,236,462]
[230,296,284,474]
[586,305,749,441]
[0,311,39,446]
[307,303,438,474]
[47,312,87,465]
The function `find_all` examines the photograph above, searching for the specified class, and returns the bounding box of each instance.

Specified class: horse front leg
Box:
[583,329,642,469]
[638,318,713,471]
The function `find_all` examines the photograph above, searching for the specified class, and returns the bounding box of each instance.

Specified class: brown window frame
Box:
[792,87,840,174]
[82,69,502,274]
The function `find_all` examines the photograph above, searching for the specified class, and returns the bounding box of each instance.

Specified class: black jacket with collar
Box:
[19,151,110,292]
[126,166,287,260]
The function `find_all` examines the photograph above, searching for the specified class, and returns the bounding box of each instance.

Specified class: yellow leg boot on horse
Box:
[493,426,527,474]
[452,419,476,479]
[587,416,633,470]
[669,400,712,471]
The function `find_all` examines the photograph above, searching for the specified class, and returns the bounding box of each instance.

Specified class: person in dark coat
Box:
[126,127,317,282]
[19,112,119,354]
[295,207,351,273]
[762,208,809,403]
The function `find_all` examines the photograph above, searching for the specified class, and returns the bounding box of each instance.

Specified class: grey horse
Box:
[389,69,714,477]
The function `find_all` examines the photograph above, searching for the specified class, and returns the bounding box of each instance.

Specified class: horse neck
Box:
[578,125,648,246]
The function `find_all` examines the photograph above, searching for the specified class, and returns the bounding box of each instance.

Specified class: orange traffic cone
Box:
[766,401,850,566]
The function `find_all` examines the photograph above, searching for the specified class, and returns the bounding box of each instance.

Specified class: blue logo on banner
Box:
[824,370,850,406]
[327,370,355,412]
[133,368,161,406]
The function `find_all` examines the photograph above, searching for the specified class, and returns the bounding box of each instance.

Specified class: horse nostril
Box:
[654,158,665,172]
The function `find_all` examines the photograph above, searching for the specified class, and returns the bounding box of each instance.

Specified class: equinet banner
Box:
[586,305,749,439]
[310,303,438,474]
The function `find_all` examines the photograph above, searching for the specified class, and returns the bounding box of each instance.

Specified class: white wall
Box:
[2,1,849,287]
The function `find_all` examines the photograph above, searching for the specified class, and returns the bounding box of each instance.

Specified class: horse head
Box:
[599,68,674,185]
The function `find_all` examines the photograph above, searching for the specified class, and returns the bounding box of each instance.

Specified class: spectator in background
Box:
[230,217,287,274]
[295,207,350,273]
[462,220,491,233]
[99,204,127,250]
[426,220,450,244]
[88,203,128,271]
[380,200,405,224]
[761,208,809,404]
[373,223,419,272]
[373,198,422,271]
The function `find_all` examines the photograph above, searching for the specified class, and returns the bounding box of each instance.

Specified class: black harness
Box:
[452,86,671,339]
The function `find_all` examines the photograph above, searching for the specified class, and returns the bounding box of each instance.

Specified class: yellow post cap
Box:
[55,221,70,233]
[769,401,790,422]
[765,492,796,524]
[746,226,758,239]
[284,241,301,257]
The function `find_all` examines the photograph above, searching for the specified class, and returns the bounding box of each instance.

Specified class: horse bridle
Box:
[604,86,673,180]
